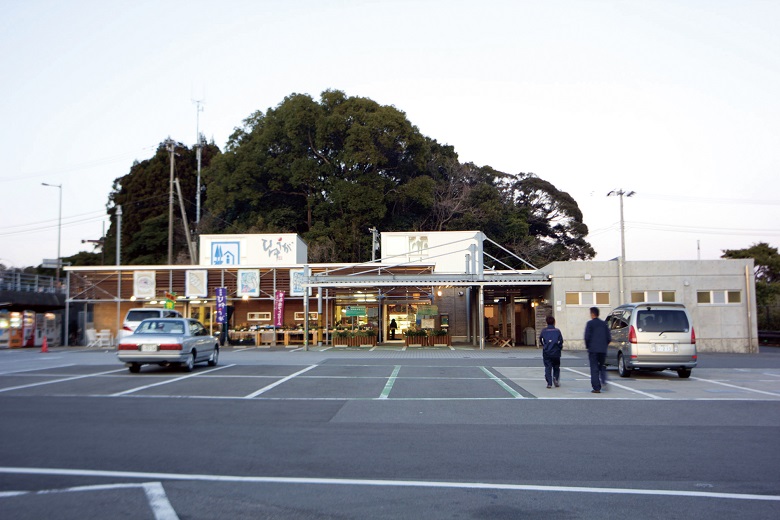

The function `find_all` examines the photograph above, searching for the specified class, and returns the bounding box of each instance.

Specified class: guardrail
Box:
[0,270,65,294]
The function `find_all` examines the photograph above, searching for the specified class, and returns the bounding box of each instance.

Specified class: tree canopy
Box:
[200,90,594,266]
[63,90,593,268]
[722,242,780,322]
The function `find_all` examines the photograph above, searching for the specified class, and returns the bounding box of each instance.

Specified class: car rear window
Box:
[126,310,162,322]
[636,310,690,333]
[136,320,185,334]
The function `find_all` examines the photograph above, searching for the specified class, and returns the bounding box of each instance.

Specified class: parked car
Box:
[117,318,218,373]
[117,308,183,340]
[605,302,696,378]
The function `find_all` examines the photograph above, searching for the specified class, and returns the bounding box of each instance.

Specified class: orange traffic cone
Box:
[41,335,49,353]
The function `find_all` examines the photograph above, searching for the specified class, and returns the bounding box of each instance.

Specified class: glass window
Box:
[565,292,579,305]
[596,292,610,305]
[581,292,594,305]
[697,291,711,304]
[713,291,726,304]
[631,292,644,303]
[727,291,741,303]
[662,291,675,302]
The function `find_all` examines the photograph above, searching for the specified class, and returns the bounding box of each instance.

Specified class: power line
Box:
[638,193,780,206]
[627,220,780,237]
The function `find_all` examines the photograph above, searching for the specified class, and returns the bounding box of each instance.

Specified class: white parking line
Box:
[0,368,126,393]
[243,365,318,398]
[563,368,665,399]
[0,466,777,503]
[0,481,179,520]
[690,376,780,397]
[110,364,235,396]
[0,363,75,376]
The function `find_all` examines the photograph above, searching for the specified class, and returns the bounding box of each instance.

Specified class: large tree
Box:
[722,243,780,329]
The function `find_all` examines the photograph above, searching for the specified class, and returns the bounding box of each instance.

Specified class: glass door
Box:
[190,304,215,335]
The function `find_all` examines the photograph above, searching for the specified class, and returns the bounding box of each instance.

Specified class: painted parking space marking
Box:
[110,364,235,396]
[0,363,75,376]
[1,466,778,503]
[479,367,524,398]
[0,368,126,393]
[243,364,318,398]
[690,376,780,397]
[563,367,666,399]
[0,481,179,520]
[379,365,401,399]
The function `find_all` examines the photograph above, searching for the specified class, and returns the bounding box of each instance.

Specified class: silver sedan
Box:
[117,318,219,373]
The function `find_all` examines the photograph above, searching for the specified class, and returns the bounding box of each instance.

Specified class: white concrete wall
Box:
[539,259,758,353]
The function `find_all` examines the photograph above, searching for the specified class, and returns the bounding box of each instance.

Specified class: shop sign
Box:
[345,306,367,317]
[417,305,439,316]
[215,288,227,324]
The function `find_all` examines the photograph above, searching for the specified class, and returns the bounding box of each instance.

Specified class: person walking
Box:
[389,318,398,340]
[584,307,611,393]
[539,315,564,388]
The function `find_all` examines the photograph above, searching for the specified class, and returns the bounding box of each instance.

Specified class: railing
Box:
[0,270,65,294]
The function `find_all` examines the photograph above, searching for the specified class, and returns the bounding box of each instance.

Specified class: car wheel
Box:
[618,353,632,378]
[182,352,195,372]
[128,363,141,374]
[677,368,692,379]
[207,347,219,367]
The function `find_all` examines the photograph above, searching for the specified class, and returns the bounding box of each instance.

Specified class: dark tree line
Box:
[69,90,595,268]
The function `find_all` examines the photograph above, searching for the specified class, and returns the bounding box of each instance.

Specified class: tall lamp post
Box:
[607,189,635,304]
[42,182,63,281]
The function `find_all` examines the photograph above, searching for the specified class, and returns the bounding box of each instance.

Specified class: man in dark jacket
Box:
[584,307,611,393]
[539,315,564,388]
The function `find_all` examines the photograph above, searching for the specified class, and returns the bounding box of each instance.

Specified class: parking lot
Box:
[2,348,780,402]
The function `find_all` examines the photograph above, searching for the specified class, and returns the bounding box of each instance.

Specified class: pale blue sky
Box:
[1,0,778,268]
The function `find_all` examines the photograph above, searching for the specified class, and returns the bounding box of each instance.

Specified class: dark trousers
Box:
[588,351,607,391]
[389,328,396,339]
[543,354,561,385]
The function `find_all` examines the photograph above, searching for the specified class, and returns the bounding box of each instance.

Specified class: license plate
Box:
[652,344,675,353]
[141,344,158,352]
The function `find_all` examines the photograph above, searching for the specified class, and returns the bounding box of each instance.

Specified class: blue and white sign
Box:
[211,241,240,265]
[289,269,311,297]
[215,287,228,324]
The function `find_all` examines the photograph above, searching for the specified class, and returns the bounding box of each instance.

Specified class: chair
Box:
[96,329,113,347]
[85,328,99,347]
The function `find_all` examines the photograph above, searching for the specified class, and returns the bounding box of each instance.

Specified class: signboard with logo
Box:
[133,271,156,299]
[210,241,240,266]
[417,305,438,316]
[345,306,367,317]
[215,288,227,324]
[185,270,208,297]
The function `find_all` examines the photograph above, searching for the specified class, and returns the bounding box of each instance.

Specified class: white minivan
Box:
[117,308,183,340]
[605,302,697,378]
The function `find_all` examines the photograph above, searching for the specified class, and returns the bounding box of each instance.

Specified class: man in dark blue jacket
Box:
[584,307,611,393]
[539,315,564,388]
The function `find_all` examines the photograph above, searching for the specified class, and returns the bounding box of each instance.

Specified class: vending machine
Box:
[22,311,44,348]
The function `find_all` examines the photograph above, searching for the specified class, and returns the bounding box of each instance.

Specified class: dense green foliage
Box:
[200,90,594,266]
[67,90,593,268]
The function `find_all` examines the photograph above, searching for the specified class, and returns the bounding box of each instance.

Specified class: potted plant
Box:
[355,328,377,347]
[430,328,451,346]
[404,327,427,347]
[333,328,350,347]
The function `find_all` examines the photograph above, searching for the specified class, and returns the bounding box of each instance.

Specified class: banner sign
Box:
[185,270,208,297]
[215,287,227,324]
[274,290,285,327]
[133,271,156,299]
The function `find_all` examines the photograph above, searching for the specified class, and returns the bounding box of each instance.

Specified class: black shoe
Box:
[554,379,560,387]
[591,389,601,394]
[547,384,552,389]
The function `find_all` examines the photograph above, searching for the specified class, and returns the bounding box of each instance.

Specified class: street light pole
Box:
[41,182,62,281]
[607,189,635,304]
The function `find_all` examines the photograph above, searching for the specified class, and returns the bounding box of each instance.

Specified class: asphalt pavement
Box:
[0,346,779,519]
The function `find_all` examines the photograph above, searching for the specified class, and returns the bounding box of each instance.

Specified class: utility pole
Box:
[165,138,176,265]
[193,100,204,225]
[41,182,62,281]
[607,189,635,304]
[116,205,122,338]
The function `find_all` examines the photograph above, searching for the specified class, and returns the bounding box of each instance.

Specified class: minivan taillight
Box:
[159,344,183,350]
[628,325,637,344]
[123,326,133,331]
[691,327,696,345]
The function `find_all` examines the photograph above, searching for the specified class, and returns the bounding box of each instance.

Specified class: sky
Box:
[1,0,778,269]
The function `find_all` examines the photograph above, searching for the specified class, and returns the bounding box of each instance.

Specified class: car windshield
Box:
[126,310,162,322]
[135,320,185,335]
[637,310,689,333]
